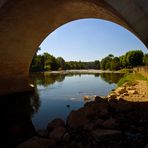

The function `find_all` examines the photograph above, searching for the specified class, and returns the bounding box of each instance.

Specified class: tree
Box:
[110,57,120,70]
[126,50,144,67]
[42,52,59,71]
[100,54,114,70]
[57,57,66,70]
[94,60,100,69]
[143,54,148,66]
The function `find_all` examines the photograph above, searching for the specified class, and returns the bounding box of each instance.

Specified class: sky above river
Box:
[38,19,147,61]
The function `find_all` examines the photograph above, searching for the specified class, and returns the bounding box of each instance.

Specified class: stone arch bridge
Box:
[0,0,147,95]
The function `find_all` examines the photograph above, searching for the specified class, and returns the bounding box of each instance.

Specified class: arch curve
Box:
[0,0,147,95]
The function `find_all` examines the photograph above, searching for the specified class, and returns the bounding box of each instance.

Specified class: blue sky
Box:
[39,19,147,61]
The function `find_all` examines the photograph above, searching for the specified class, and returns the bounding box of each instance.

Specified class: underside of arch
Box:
[0,0,147,95]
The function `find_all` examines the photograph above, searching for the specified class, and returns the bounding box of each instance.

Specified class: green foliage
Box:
[100,50,145,71]
[143,54,148,66]
[30,48,146,72]
[125,50,144,67]
[110,57,120,70]
[57,57,66,70]
[118,68,133,73]
[117,73,148,87]
[100,54,113,70]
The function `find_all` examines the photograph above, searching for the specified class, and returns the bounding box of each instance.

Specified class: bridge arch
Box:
[0,0,147,95]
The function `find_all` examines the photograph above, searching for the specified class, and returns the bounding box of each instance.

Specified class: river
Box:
[1,72,124,147]
[30,72,124,129]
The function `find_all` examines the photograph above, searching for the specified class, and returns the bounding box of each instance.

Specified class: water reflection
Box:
[30,73,65,87]
[100,73,124,84]
[30,72,124,87]
[1,72,124,147]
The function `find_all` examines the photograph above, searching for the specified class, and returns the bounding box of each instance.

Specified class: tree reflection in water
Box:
[99,73,125,84]
[30,73,65,87]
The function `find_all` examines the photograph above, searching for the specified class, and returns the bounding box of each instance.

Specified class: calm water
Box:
[30,73,124,129]
[1,72,124,147]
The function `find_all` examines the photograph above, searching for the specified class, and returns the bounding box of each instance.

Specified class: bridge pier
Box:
[0,75,34,96]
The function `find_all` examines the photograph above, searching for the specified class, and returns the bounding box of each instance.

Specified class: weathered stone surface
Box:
[49,127,66,141]
[17,136,55,148]
[91,129,122,142]
[67,109,89,128]
[47,118,65,131]
[95,119,104,127]
[83,123,94,131]
[37,129,48,137]
[128,90,138,95]
[103,118,117,129]
[108,93,117,99]
[62,132,70,142]
[115,87,127,94]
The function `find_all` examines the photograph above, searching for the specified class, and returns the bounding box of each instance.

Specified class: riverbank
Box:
[44,69,131,74]
[108,73,148,102]
[17,73,148,148]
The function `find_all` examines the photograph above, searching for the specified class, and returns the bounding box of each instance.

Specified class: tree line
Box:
[30,48,148,72]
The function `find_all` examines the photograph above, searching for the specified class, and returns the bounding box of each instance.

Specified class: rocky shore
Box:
[108,80,148,102]
[17,92,148,148]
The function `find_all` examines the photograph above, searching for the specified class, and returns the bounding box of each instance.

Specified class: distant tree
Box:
[100,54,114,70]
[110,57,120,70]
[94,60,100,69]
[57,57,66,70]
[42,52,59,70]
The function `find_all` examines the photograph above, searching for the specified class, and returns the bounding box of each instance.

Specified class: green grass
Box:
[117,73,148,87]
[118,68,133,73]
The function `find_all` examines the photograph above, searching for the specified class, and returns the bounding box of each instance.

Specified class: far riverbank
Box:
[43,69,130,74]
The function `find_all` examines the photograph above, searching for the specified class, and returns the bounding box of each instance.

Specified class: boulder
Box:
[103,118,117,129]
[49,127,66,141]
[91,129,122,142]
[128,90,138,95]
[37,129,48,137]
[83,123,94,131]
[108,93,117,99]
[67,108,89,129]
[62,132,70,142]
[94,96,107,103]
[115,87,127,94]
[94,119,104,127]
[47,118,65,131]
[17,136,56,148]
